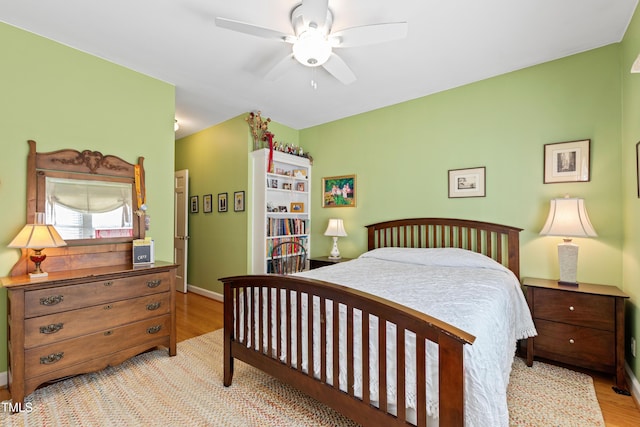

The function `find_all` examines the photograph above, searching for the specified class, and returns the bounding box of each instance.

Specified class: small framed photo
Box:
[218,192,228,212]
[296,182,305,192]
[448,167,486,198]
[203,194,212,213]
[278,205,288,212]
[322,174,356,207]
[636,142,640,198]
[190,196,199,213]
[234,191,245,212]
[270,179,278,189]
[292,169,307,178]
[283,183,292,190]
[544,139,590,183]
[290,202,304,213]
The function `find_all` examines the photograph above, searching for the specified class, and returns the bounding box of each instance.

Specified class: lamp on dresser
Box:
[8,213,66,278]
[324,218,347,259]
[539,195,597,285]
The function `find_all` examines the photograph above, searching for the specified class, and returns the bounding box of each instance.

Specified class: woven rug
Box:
[1,329,604,426]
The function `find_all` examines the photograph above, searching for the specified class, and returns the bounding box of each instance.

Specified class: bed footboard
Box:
[221,275,475,427]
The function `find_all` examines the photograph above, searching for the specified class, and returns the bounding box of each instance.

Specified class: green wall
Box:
[622,8,640,378]
[0,24,175,373]
[303,45,622,287]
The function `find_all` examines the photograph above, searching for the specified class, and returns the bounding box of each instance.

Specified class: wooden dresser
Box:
[522,277,629,390]
[1,261,177,407]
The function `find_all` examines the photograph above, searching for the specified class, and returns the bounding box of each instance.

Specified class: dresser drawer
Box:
[533,288,614,330]
[24,292,171,348]
[534,319,615,370]
[24,271,172,318]
[25,314,171,378]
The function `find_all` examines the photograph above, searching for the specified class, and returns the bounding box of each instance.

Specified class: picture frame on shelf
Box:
[203,194,212,213]
[190,196,199,213]
[448,167,486,198]
[234,191,245,212]
[270,179,278,189]
[636,142,640,198]
[544,139,590,183]
[293,169,307,178]
[290,202,304,213]
[283,183,292,190]
[296,182,305,192]
[218,192,228,212]
[322,174,356,207]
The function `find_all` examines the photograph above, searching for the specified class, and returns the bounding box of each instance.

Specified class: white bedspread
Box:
[293,247,537,427]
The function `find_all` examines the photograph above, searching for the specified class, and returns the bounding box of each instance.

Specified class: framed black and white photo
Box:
[234,191,245,212]
[190,195,198,213]
[448,167,486,198]
[218,192,228,212]
[203,194,212,213]
[544,139,590,183]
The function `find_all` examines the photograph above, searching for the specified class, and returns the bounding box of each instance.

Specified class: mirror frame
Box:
[27,139,146,245]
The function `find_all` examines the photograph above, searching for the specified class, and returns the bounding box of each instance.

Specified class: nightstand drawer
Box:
[533,288,614,330]
[534,319,615,371]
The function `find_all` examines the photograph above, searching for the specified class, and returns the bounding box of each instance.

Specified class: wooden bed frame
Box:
[221,218,522,426]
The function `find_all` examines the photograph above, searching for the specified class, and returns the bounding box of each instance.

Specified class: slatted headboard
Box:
[366,218,522,278]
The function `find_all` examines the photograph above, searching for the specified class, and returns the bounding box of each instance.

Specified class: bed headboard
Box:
[366,218,522,278]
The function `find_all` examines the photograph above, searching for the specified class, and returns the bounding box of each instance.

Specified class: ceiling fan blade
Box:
[264,53,297,81]
[330,22,408,48]
[322,53,356,85]
[301,0,329,28]
[215,17,294,42]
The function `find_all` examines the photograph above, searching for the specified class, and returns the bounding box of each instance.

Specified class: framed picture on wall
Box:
[203,194,212,213]
[322,175,356,207]
[190,195,198,213]
[448,167,486,198]
[218,192,228,212]
[544,139,591,183]
[637,142,640,198]
[234,191,245,212]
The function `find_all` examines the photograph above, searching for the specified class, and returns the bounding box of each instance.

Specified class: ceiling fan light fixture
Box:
[292,28,331,67]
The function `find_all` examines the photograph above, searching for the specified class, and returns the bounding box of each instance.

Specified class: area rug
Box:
[1,329,604,426]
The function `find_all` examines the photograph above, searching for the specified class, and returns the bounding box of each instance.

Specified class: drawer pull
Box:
[146,279,162,288]
[40,295,64,306]
[40,352,64,365]
[103,281,114,287]
[39,323,64,334]
[569,306,575,311]
[104,330,113,336]
[147,325,162,334]
[146,302,161,311]
[569,338,575,344]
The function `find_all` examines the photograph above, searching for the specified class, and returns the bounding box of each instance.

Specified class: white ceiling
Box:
[1,0,637,139]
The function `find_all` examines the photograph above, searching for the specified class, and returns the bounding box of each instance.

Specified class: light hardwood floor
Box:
[2,291,639,425]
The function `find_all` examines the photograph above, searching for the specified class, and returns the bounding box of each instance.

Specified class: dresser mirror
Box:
[27,139,146,245]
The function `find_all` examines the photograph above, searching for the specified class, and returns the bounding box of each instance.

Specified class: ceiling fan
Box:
[215,0,408,85]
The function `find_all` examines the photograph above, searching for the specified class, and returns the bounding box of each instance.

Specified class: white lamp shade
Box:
[324,219,347,237]
[8,224,67,249]
[539,197,597,238]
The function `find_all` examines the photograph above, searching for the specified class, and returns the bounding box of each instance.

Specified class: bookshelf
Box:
[250,149,311,273]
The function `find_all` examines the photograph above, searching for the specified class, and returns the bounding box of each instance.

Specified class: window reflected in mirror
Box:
[45,177,134,240]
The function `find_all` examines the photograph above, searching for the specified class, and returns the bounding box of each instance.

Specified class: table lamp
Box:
[8,213,67,278]
[324,218,347,259]
[539,196,597,285]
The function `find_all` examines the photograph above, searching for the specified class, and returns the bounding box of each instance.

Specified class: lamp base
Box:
[558,240,579,284]
[328,236,341,259]
[557,280,579,287]
[29,271,49,279]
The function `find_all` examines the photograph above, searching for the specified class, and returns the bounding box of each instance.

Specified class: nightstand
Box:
[522,277,629,390]
[309,256,353,269]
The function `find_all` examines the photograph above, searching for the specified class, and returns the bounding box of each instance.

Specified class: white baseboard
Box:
[626,362,640,406]
[186,284,223,302]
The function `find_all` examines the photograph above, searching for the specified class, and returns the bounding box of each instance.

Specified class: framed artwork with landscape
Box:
[322,175,356,207]
[448,167,485,198]
[544,139,590,183]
